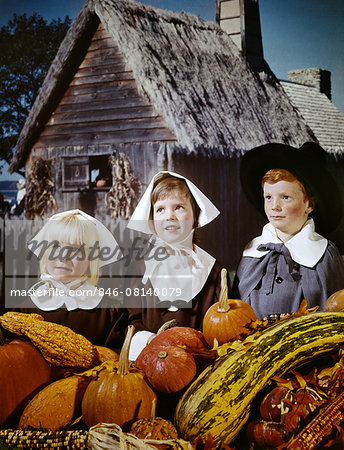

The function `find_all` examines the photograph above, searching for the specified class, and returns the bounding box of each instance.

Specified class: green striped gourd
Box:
[174,311,344,446]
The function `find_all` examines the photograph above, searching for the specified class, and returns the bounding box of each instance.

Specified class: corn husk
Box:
[87,423,193,450]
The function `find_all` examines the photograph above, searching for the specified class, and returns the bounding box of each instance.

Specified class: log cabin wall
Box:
[30,23,177,219]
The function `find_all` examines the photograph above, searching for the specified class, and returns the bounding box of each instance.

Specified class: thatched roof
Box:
[281,80,344,155]
[10,0,316,172]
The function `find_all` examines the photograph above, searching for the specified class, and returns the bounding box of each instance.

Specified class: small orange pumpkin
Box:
[136,346,197,393]
[96,179,107,188]
[130,398,178,440]
[325,289,344,312]
[202,269,257,347]
[82,326,157,428]
[0,330,51,426]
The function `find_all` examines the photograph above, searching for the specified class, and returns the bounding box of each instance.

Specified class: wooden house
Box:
[10,0,318,270]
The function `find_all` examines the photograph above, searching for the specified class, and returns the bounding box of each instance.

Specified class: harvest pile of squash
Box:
[1,279,344,449]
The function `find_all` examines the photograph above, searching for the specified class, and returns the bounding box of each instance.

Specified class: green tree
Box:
[0,13,71,174]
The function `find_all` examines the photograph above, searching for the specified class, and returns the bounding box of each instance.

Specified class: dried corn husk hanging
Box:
[105,152,141,220]
[25,157,57,219]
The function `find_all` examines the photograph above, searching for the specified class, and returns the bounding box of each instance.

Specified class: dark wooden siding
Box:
[34,23,176,149]
[170,152,266,272]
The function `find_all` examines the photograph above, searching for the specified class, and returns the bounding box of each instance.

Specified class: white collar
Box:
[29,274,103,311]
[243,218,327,268]
[143,238,215,304]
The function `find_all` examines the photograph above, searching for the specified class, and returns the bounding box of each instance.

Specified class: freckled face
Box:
[46,242,89,283]
[264,180,313,240]
[153,191,195,245]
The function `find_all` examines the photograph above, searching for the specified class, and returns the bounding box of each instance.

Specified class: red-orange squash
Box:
[325,289,344,312]
[246,421,292,447]
[142,326,215,358]
[82,326,156,428]
[202,269,257,346]
[259,386,294,421]
[0,333,51,426]
[136,346,197,393]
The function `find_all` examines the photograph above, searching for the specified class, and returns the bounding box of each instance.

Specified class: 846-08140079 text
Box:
[10,286,183,298]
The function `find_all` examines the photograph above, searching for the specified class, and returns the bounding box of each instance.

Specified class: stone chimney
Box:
[287,68,331,100]
[216,0,265,71]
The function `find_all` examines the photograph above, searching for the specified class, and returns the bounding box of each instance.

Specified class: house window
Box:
[90,155,112,189]
[62,155,112,191]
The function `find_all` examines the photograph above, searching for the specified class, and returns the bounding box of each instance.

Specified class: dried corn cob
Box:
[0,429,88,448]
[287,390,344,449]
[0,312,99,369]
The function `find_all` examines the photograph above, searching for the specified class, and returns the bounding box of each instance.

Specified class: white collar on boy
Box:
[29,274,103,311]
[243,218,328,268]
[127,171,220,234]
[28,209,122,267]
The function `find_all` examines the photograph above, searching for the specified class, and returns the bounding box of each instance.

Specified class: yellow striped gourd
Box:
[174,311,344,446]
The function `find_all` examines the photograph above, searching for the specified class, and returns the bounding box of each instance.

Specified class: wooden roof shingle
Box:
[281,80,344,155]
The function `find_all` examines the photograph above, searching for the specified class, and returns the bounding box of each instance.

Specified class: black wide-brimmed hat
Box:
[240,142,342,234]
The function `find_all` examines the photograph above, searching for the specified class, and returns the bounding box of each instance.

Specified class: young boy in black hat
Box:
[232,142,344,319]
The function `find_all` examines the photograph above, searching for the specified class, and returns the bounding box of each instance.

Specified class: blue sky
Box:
[1,0,343,179]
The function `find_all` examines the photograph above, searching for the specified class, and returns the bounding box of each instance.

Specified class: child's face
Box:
[153,190,195,244]
[46,241,90,283]
[264,180,313,239]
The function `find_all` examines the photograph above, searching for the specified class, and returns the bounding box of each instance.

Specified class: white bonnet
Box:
[28,209,122,267]
[127,171,220,234]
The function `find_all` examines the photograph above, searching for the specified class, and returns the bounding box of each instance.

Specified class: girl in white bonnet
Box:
[125,171,227,361]
[11,209,127,348]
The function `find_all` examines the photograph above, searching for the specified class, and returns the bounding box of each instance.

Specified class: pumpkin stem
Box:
[118,325,135,375]
[151,397,157,421]
[158,350,168,359]
[157,319,178,335]
[218,268,230,313]
[0,327,5,346]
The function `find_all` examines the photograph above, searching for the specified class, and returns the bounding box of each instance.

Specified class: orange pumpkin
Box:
[0,331,51,426]
[325,289,344,312]
[136,346,197,393]
[202,269,257,346]
[96,179,107,188]
[130,398,178,440]
[82,326,157,428]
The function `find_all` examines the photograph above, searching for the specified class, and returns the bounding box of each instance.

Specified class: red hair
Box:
[262,169,315,207]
